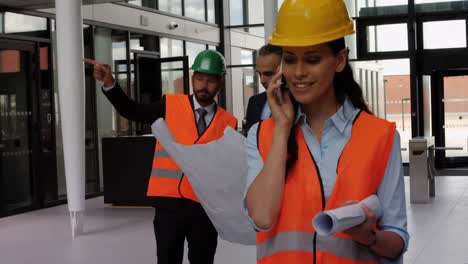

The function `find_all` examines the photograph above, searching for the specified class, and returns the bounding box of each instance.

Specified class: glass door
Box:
[431,69,468,168]
[0,39,38,216]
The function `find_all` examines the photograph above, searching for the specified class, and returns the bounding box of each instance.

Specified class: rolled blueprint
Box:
[312,195,382,237]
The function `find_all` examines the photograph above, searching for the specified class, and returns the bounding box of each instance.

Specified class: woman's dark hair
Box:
[328,38,371,114]
[285,37,370,173]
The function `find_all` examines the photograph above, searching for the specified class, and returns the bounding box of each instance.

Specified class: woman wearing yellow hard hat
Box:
[244,0,408,263]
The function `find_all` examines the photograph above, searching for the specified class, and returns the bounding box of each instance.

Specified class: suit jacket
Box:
[244,91,268,134]
[103,82,166,125]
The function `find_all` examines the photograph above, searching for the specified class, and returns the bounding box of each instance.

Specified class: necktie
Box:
[196,108,208,135]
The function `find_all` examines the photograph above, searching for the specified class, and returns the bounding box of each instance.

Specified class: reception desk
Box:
[102,136,155,206]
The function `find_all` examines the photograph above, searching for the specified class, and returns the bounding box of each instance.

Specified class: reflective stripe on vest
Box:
[257,231,378,262]
[150,168,183,179]
[154,148,170,158]
[151,147,182,178]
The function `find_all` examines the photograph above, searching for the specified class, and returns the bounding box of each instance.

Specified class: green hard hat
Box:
[191,50,226,75]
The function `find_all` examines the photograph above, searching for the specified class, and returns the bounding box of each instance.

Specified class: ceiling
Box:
[0,0,122,10]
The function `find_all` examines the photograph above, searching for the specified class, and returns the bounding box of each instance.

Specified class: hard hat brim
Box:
[191,67,226,76]
[269,25,354,47]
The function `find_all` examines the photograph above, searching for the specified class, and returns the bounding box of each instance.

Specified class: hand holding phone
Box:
[276,63,288,105]
[277,75,288,105]
[266,67,294,128]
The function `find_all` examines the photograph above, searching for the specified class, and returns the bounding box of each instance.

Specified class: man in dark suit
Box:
[244,44,282,134]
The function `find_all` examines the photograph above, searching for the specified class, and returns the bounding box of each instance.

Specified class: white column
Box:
[55,0,86,238]
[263,0,278,44]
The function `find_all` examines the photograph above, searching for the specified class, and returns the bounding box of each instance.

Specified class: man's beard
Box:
[194,90,214,103]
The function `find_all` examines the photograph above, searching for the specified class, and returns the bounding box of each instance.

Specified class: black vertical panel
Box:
[83,25,100,195]
[38,41,58,205]
[431,71,443,167]
[408,0,423,137]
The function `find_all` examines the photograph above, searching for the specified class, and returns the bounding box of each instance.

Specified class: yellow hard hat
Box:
[269,0,354,47]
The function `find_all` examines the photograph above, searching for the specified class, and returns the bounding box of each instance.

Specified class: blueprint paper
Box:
[151,118,256,245]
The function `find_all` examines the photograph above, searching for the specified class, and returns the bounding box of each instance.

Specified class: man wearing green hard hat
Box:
[89,49,237,264]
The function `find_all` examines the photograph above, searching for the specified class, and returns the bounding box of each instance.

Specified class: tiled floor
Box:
[1,177,468,264]
[404,177,468,264]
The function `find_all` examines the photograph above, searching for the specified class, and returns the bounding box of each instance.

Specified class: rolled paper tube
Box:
[312,195,381,237]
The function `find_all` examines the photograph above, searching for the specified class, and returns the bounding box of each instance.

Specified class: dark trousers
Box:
[153,199,218,264]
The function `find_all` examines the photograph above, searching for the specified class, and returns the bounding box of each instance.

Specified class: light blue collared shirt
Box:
[260,101,271,120]
[192,96,216,126]
[244,98,409,263]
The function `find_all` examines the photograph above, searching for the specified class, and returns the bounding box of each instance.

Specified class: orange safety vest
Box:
[147,94,237,202]
[256,111,395,264]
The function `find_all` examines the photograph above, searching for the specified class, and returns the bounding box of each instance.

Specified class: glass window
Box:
[126,0,182,15]
[353,0,408,17]
[160,37,183,70]
[352,59,411,162]
[246,26,265,38]
[185,42,207,94]
[160,38,184,58]
[105,29,131,135]
[367,25,377,53]
[160,38,185,95]
[380,59,411,162]
[243,67,256,113]
[129,38,144,63]
[423,20,466,49]
[186,42,207,66]
[158,0,182,16]
[247,0,265,36]
[415,0,468,13]
[241,49,254,65]
[160,60,186,95]
[4,12,48,38]
[141,0,157,9]
[129,33,159,59]
[230,0,244,25]
[185,0,206,21]
[207,0,216,23]
[110,30,129,88]
[367,24,408,52]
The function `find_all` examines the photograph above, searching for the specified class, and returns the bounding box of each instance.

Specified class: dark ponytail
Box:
[329,38,371,114]
[285,37,370,174]
[285,95,299,172]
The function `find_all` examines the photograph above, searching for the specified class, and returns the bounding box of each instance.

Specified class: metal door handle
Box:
[432,146,463,151]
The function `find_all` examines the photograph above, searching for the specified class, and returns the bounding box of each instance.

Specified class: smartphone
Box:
[276,62,287,104]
